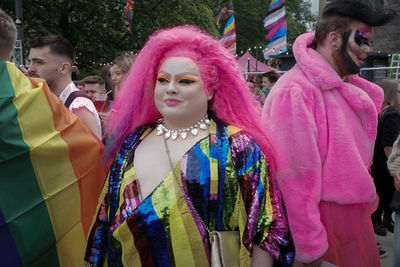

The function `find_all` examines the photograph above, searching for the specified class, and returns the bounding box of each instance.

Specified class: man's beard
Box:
[335,31,361,76]
[340,48,361,75]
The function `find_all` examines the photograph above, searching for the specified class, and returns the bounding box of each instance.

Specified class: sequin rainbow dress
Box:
[85,118,294,266]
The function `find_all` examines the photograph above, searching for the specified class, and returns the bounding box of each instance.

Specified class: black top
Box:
[372,106,400,173]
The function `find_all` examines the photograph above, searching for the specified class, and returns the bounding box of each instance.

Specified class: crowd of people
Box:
[1,0,400,266]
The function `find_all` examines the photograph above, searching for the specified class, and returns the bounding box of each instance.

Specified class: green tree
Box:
[1,0,315,73]
[286,0,317,50]
[1,0,218,75]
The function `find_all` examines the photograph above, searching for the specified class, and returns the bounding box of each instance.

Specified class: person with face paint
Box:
[84,25,294,267]
[261,1,396,266]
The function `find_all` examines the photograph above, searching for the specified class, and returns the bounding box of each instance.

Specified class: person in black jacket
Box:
[372,79,400,237]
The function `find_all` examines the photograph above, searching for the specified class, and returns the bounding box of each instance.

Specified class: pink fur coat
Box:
[261,32,383,262]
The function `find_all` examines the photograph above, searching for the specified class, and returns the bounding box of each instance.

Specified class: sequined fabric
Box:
[85,118,294,266]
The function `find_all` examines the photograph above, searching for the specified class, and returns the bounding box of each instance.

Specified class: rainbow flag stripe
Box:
[0,61,106,266]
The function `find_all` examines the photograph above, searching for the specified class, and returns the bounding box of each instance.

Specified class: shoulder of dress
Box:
[226,125,243,136]
[227,128,258,151]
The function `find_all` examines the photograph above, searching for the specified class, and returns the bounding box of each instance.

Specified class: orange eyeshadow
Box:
[176,76,198,82]
[157,75,170,82]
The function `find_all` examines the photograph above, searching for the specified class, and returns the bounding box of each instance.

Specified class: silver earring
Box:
[331,43,338,51]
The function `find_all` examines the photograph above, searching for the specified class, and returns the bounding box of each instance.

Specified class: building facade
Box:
[373,0,400,54]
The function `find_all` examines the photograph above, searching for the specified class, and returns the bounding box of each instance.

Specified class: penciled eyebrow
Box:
[158,70,198,77]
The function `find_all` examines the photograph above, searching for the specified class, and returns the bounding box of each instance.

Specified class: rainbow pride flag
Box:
[124,0,135,32]
[215,1,236,54]
[0,61,106,266]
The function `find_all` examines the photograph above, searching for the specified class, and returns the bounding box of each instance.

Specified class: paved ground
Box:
[376,230,394,267]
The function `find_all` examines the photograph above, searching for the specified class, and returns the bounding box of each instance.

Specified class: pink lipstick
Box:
[164,99,181,106]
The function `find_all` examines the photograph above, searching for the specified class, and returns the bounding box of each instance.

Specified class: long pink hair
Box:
[106,25,275,168]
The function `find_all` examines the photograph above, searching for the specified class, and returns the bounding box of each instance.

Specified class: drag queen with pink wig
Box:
[85,25,294,267]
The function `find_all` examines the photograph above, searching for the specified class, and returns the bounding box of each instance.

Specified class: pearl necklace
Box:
[156,115,210,140]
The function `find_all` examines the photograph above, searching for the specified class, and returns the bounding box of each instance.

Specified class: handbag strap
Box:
[163,138,211,234]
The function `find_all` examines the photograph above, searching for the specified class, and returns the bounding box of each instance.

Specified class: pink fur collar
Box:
[294,33,379,93]
[293,32,343,91]
[293,32,383,141]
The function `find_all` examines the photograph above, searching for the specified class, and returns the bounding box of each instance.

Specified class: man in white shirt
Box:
[28,35,102,138]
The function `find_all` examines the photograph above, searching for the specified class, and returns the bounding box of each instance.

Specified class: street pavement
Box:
[376,231,394,267]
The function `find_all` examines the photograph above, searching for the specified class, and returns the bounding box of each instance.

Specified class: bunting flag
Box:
[263,36,287,58]
[263,4,286,31]
[124,0,135,32]
[220,14,237,53]
[265,19,287,40]
[268,0,284,12]
[263,0,287,58]
[214,0,234,26]
[215,1,236,54]
[0,61,106,266]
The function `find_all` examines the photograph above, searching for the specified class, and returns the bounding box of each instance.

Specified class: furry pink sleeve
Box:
[262,87,328,263]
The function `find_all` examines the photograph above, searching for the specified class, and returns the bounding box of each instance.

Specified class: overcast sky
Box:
[310,0,319,15]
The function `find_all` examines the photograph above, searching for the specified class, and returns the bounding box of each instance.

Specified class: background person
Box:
[82,75,106,101]
[371,79,400,236]
[76,79,85,90]
[261,71,279,98]
[28,35,102,139]
[387,134,400,267]
[98,54,135,139]
[85,25,294,267]
[99,65,114,98]
[110,53,135,98]
[0,8,16,61]
[82,75,109,140]
[262,1,396,266]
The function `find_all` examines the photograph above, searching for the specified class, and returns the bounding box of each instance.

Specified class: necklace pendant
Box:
[171,132,178,140]
[199,122,207,130]
[191,128,198,136]
[180,132,188,139]
[156,125,164,136]
[164,131,171,140]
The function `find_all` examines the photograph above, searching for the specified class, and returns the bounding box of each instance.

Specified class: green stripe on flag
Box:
[0,61,59,266]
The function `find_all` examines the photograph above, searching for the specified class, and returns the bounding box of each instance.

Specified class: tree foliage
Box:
[286,0,317,50]
[1,0,316,74]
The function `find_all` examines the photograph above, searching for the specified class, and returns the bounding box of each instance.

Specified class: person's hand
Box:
[304,257,323,267]
[394,173,400,191]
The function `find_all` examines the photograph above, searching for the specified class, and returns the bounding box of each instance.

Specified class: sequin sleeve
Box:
[229,130,294,265]
[84,128,145,267]
[84,178,110,267]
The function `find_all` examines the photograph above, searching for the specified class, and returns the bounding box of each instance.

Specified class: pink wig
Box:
[106,25,275,167]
